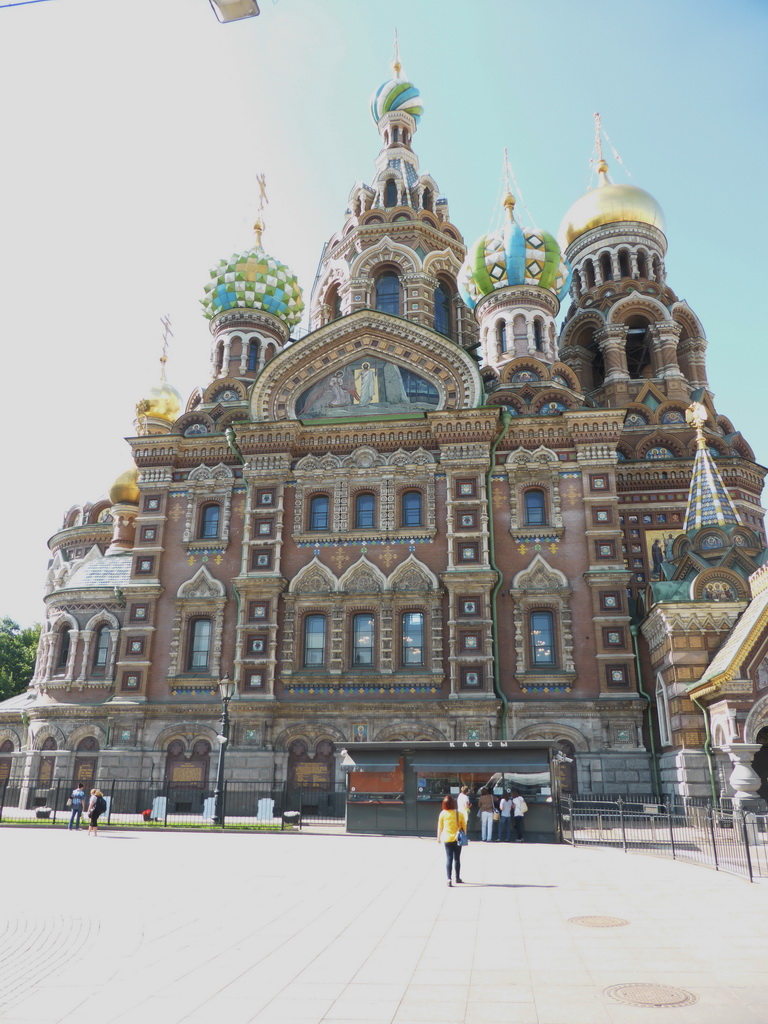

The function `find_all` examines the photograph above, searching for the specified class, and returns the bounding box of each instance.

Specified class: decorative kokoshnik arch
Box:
[248,311,483,421]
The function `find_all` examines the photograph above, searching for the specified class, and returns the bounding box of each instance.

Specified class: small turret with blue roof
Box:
[459,191,571,371]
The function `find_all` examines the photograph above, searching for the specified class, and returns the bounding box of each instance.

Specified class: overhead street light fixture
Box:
[209,0,260,22]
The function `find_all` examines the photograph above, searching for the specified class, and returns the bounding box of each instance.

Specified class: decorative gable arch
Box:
[339,556,387,594]
[177,565,226,600]
[248,311,483,421]
[350,236,420,278]
[388,555,439,592]
[289,558,338,595]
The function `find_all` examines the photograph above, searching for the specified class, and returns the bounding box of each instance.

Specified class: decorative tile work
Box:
[202,247,304,327]
[286,682,439,696]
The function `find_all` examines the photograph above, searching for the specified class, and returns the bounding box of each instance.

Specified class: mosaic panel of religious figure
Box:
[295,358,440,418]
[645,528,683,580]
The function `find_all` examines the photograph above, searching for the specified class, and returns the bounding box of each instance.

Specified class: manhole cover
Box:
[568,915,629,928]
[605,984,698,1008]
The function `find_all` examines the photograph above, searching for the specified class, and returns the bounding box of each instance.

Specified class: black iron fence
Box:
[0,778,347,830]
[559,796,768,882]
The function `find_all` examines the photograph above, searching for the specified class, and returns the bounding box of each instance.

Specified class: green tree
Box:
[0,618,41,701]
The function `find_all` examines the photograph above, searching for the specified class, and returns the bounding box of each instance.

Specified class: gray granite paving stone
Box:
[0,828,766,1024]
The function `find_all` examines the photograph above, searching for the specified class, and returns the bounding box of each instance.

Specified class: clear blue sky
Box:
[1,0,766,625]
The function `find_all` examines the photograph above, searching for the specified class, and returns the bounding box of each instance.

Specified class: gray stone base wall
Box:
[657,748,713,800]
[572,752,654,796]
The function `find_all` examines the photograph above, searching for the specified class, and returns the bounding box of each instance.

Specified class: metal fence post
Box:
[221,779,227,828]
[738,811,754,883]
[53,778,62,824]
[666,802,676,860]
[707,806,719,871]
[108,779,116,825]
[618,797,627,852]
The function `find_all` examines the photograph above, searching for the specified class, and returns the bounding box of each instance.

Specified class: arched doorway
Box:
[38,736,57,788]
[164,739,211,813]
[0,739,13,787]
[286,739,338,817]
[752,726,768,804]
[73,736,99,789]
[554,739,577,796]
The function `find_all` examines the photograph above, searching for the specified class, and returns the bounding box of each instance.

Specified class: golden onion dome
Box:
[558,160,666,249]
[109,466,140,506]
[135,360,182,425]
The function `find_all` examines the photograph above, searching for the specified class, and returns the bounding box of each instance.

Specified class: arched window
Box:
[637,251,648,278]
[248,340,258,371]
[92,626,110,670]
[599,252,613,282]
[422,188,432,210]
[533,319,544,352]
[530,610,555,666]
[57,629,70,670]
[199,504,220,539]
[618,250,631,278]
[433,283,451,337]
[523,489,546,526]
[497,320,508,353]
[375,272,400,315]
[352,613,375,666]
[656,674,672,746]
[309,495,330,531]
[584,260,596,289]
[355,493,376,529]
[384,179,398,208]
[572,270,582,298]
[187,618,212,672]
[402,612,425,666]
[625,317,652,378]
[303,614,326,667]
[327,285,342,320]
[392,127,399,143]
[401,490,423,528]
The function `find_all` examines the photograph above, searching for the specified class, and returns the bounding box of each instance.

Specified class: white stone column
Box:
[722,743,763,811]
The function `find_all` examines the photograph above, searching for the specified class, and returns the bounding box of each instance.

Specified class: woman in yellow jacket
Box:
[437,794,467,886]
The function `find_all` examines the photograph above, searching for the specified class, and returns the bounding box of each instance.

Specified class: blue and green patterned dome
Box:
[370,66,423,125]
[201,225,304,327]
[458,196,571,311]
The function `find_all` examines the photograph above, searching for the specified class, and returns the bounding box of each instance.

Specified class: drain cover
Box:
[605,984,698,1007]
[568,915,629,928]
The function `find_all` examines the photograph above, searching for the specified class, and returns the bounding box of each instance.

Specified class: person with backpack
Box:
[67,783,86,831]
[511,789,528,842]
[87,788,107,836]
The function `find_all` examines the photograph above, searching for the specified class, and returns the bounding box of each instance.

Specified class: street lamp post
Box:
[212,674,237,825]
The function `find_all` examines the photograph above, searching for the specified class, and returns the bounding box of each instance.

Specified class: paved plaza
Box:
[1,826,766,1024]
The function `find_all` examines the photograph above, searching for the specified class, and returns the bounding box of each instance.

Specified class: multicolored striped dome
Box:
[201,225,304,328]
[459,196,571,311]
[370,69,423,125]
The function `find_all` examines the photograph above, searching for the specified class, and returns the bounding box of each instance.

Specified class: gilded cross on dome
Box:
[686,401,709,448]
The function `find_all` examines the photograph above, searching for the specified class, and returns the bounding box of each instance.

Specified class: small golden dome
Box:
[558,161,666,248]
[135,369,182,426]
[109,466,140,506]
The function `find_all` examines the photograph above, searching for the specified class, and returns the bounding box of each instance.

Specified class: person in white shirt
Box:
[511,789,528,842]
[457,786,470,817]
[498,792,513,842]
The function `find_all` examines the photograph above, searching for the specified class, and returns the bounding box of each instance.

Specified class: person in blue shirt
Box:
[68,784,86,831]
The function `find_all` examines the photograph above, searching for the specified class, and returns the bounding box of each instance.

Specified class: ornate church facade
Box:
[2,59,767,804]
